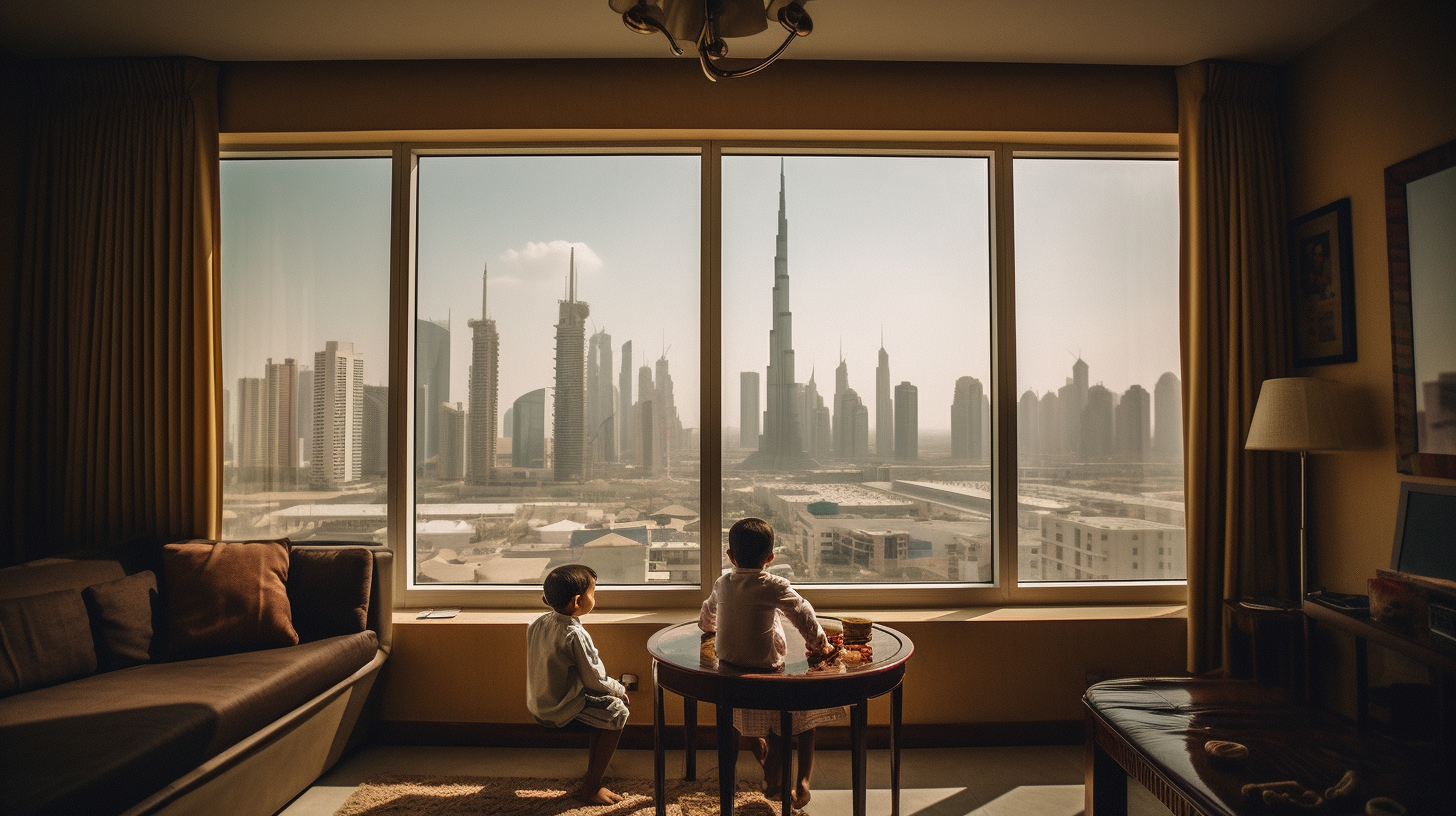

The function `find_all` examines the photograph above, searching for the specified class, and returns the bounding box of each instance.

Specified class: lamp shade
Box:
[1245,377,1351,453]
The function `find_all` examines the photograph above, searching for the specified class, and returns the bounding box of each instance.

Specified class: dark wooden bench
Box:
[1083,678,1450,816]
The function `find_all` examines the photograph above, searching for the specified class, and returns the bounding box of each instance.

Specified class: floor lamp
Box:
[1245,377,1353,607]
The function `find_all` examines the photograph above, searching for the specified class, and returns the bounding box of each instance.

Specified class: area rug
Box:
[333,775,786,816]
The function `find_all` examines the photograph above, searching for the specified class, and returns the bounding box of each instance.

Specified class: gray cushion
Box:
[0,588,97,696]
[83,570,160,671]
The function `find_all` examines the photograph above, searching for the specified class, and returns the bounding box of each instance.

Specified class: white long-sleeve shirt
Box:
[699,567,828,670]
[526,611,626,728]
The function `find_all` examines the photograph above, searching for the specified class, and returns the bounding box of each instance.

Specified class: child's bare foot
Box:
[572,786,623,805]
[793,780,812,809]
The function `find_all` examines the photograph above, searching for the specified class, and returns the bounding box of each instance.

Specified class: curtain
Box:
[3,58,221,565]
[1178,60,1296,674]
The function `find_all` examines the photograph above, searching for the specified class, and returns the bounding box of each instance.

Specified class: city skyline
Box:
[222,154,1179,458]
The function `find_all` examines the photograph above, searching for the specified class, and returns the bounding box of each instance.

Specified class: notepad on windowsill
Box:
[416,608,460,619]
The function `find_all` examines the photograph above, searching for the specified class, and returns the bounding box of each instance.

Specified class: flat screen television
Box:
[1391,481,1456,583]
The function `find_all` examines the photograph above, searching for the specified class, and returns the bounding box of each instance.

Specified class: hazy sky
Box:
[221,152,1180,438]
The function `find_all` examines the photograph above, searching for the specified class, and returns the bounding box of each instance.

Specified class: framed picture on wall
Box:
[1290,197,1356,366]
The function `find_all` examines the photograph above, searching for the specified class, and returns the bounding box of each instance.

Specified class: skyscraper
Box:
[745,162,810,469]
[236,357,299,487]
[512,388,548,469]
[951,376,984,462]
[1116,384,1151,462]
[1081,383,1116,461]
[876,343,893,460]
[618,340,634,464]
[894,381,918,462]
[654,352,677,472]
[1059,357,1089,460]
[553,248,590,482]
[739,371,759,451]
[588,330,615,465]
[311,341,364,488]
[416,317,451,476]
[466,266,499,485]
[440,402,466,480]
[637,361,654,476]
[362,384,388,477]
[1153,371,1182,462]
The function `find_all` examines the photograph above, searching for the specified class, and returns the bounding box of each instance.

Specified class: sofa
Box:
[0,539,393,816]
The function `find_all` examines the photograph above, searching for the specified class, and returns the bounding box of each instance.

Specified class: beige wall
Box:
[1283,0,1456,710]
[381,609,1187,730]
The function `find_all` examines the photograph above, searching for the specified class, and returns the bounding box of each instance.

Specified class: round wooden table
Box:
[647,620,914,816]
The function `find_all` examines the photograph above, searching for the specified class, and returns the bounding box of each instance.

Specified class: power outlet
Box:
[620,673,639,691]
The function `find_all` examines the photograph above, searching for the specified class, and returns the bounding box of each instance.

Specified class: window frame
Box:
[219,136,1186,611]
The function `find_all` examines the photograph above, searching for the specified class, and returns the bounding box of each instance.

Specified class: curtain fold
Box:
[4,58,221,564]
[1178,60,1296,674]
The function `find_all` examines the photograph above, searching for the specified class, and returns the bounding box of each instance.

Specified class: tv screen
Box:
[1391,481,1456,583]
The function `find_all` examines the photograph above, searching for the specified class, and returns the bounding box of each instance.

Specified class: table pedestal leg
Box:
[684,696,698,781]
[717,704,738,816]
[654,682,666,816]
[779,711,794,816]
[891,684,903,816]
[850,701,868,816]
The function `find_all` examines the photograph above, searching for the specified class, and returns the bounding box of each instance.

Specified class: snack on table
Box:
[841,616,873,644]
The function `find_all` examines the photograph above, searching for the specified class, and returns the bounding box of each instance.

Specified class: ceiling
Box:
[1,0,1378,66]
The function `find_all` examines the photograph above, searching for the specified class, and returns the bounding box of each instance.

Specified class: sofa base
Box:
[123,649,387,816]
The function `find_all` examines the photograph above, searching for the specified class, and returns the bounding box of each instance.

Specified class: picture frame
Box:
[1290,198,1356,367]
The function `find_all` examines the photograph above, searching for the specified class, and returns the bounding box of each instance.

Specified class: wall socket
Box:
[620,673,639,691]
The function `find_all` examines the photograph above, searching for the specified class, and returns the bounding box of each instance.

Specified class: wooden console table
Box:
[1304,597,1456,748]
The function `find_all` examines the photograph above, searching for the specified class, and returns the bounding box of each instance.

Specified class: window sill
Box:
[392,604,1187,626]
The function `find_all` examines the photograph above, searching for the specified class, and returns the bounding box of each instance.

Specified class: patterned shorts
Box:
[733,706,848,737]
[572,693,630,731]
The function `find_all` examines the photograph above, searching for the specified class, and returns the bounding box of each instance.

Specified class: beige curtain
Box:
[1178,60,1296,674]
[4,58,221,564]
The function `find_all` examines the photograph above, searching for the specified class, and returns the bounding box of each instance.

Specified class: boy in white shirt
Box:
[526,564,630,804]
[699,517,842,808]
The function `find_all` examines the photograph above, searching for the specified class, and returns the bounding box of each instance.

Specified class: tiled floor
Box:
[278,743,1176,816]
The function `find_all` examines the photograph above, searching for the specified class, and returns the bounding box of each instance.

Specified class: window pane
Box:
[221,157,393,543]
[1013,158,1184,583]
[414,154,701,586]
[722,155,993,585]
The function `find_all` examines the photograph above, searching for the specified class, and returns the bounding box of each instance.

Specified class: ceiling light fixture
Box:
[609,0,814,81]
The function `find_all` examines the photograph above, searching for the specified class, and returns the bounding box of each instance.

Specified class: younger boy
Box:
[699,517,842,808]
[527,564,630,804]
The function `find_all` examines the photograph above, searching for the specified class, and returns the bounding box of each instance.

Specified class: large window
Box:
[721,154,993,585]
[218,144,1184,603]
[412,154,701,586]
[220,157,393,543]
[1013,157,1183,583]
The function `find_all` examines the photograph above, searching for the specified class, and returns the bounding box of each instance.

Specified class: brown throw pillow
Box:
[83,570,160,671]
[0,589,97,696]
[287,548,373,643]
[163,539,298,657]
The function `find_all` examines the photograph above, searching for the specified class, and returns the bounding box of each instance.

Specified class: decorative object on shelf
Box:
[1289,198,1356,366]
[1368,575,1420,631]
[1203,739,1248,759]
[1385,137,1456,477]
[1246,377,1356,605]
[608,0,814,81]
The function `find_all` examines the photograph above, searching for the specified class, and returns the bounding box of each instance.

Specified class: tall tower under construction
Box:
[553,248,590,482]
[466,265,499,484]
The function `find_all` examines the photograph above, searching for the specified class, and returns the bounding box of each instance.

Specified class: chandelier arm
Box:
[698,28,800,81]
[622,6,684,56]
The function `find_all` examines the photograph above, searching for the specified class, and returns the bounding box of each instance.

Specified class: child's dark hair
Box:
[543,564,597,612]
[728,517,775,568]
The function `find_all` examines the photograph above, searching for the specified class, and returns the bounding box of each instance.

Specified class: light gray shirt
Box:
[526,611,625,728]
[699,567,827,670]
